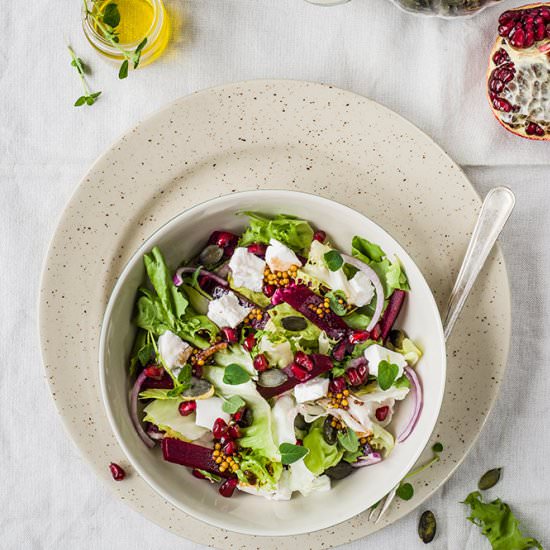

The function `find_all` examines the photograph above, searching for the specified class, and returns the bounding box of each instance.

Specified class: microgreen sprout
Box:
[68,46,101,107]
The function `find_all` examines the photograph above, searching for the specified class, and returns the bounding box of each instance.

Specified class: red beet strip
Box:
[257,353,334,399]
[161,438,234,478]
[380,289,406,342]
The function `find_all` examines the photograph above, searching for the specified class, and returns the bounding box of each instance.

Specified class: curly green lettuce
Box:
[302,418,343,475]
[463,492,542,550]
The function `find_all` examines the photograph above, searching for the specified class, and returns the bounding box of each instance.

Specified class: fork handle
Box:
[443,187,515,341]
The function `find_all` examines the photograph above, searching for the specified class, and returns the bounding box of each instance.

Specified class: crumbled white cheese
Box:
[195,397,230,429]
[158,330,192,376]
[207,292,250,328]
[229,247,266,292]
[364,344,407,379]
[265,239,302,272]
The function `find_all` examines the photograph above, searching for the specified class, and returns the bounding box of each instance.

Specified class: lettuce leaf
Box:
[214,344,255,376]
[236,452,283,490]
[205,366,280,460]
[370,422,395,456]
[238,212,314,255]
[228,276,271,308]
[143,399,208,441]
[351,236,409,298]
[134,247,219,349]
[266,303,321,352]
[303,418,343,475]
[463,492,542,550]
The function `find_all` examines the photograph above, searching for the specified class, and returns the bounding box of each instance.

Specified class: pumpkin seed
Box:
[199,244,224,266]
[325,461,353,480]
[418,510,436,544]
[180,377,214,400]
[389,329,405,349]
[257,369,288,388]
[281,316,307,331]
[478,467,502,490]
[322,416,338,445]
[294,413,309,431]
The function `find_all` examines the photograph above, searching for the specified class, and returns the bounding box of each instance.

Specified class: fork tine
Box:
[374,486,398,524]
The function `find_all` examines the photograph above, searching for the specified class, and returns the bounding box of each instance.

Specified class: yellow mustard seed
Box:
[341,399,349,407]
[215,457,222,464]
[213,450,220,457]
[215,443,221,449]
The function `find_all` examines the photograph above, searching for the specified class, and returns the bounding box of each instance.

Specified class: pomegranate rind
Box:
[487,3,550,141]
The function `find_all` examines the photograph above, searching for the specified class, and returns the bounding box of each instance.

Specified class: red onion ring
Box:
[397,366,423,443]
[351,452,383,468]
[340,254,384,332]
[173,266,228,288]
[130,371,156,448]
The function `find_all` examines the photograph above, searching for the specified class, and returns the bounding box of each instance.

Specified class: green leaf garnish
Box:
[222,395,246,414]
[223,364,251,385]
[324,250,344,272]
[196,469,222,483]
[68,45,101,107]
[432,442,444,454]
[118,59,129,79]
[279,443,309,465]
[177,364,192,386]
[326,290,348,316]
[396,482,414,501]
[102,3,121,28]
[394,373,411,389]
[463,492,542,550]
[377,360,399,390]
[337,428,359,453]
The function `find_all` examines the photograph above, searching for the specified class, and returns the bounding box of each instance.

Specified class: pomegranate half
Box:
[487,3,550,140]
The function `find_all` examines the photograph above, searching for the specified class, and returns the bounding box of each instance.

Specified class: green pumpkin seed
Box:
[281,316,307,331]
[418,510,436,544]
[325,461,353,480]
[478,467,502,490]
[322,416,338,445]
[389,329,405,349]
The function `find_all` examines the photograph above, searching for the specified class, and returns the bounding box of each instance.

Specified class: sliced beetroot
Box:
[140,372,174,390]
[161,438,234,478]
[379,290,406,342]
[257,353,333,399]
[277,284,349,340]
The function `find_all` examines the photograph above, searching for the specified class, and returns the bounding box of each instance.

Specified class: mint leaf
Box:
[177,364,192,387]
[223,364,250,385]
[279,443,309,465]
[324,250,344,272]
[377,360,399,390]
[394,374,411,389]
[337,428,359,453]
[222,395,246,414]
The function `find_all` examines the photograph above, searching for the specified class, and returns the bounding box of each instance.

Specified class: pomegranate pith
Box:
[487,3,550,140]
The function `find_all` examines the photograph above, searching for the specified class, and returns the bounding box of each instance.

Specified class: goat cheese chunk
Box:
[158,330,192,377]
[207,291,251,328]
[294,377,330,403]
[228,247,266,292]
[265,239,302,272]
[195,397,230,429]
[364,344,407,379]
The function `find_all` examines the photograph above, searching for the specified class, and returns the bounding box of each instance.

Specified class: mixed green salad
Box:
[129,212,424,499]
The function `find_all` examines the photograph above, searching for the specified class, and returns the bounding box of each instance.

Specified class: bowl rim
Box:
[98,189,447,536]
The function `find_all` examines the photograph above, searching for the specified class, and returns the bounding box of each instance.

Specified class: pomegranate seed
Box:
[263,284,276,297]
[493,67,514,84]
[526,122,545,136]
[499,10,515,25]
[498,21,515,37]
[346,365,368,387]
[223,440,238,456]
[525,29,535,47]
[290,363,309,381]
[109,462,125,481]
[144,366,164,379]
[209,230,238,249]
[329,376,347,394]
[243,333,256,352]
[220,326,238,344]
[535,17,546,39]
[178,401,196,416]
[492,97,512,112]
[296,439,303,446]
[332,340,348,361]
[247,243,267,257]
[232,408,244,422]
[492,48,510,66]
[253,353,269,372]
[294,351,314,372]
[227,424,241,439]
[489,78,505,93]
[349,330,371,344]
[511,27,526,48]
[313,230,326,243]
[540,7,550,21]
[219,477,238,498]
[375,406,390,422]
[192,469,207,480]
[212,418,228,440]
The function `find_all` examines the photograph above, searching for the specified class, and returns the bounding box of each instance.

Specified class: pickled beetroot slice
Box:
[140,372,174,390]
[277,284,349,340]
[379,290,406,342]
[256,353,333,399]
[161,438,234,478]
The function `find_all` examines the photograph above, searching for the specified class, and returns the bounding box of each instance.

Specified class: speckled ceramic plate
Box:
[39,80,511,548]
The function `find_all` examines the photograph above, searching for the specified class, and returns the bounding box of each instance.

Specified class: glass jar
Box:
[388,0,502,17]
[82,0,170,66]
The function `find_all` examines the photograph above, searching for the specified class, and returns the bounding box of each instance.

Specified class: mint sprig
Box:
[68,46,101,107]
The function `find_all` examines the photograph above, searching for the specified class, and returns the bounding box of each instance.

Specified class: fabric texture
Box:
[1,0,548,548]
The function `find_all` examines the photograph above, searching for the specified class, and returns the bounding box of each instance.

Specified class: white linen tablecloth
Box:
[2,1,549,548]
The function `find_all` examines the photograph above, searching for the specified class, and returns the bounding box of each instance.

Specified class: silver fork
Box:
[369,186,515,524]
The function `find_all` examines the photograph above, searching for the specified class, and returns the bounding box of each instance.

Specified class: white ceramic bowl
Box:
[99,190,446,536]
